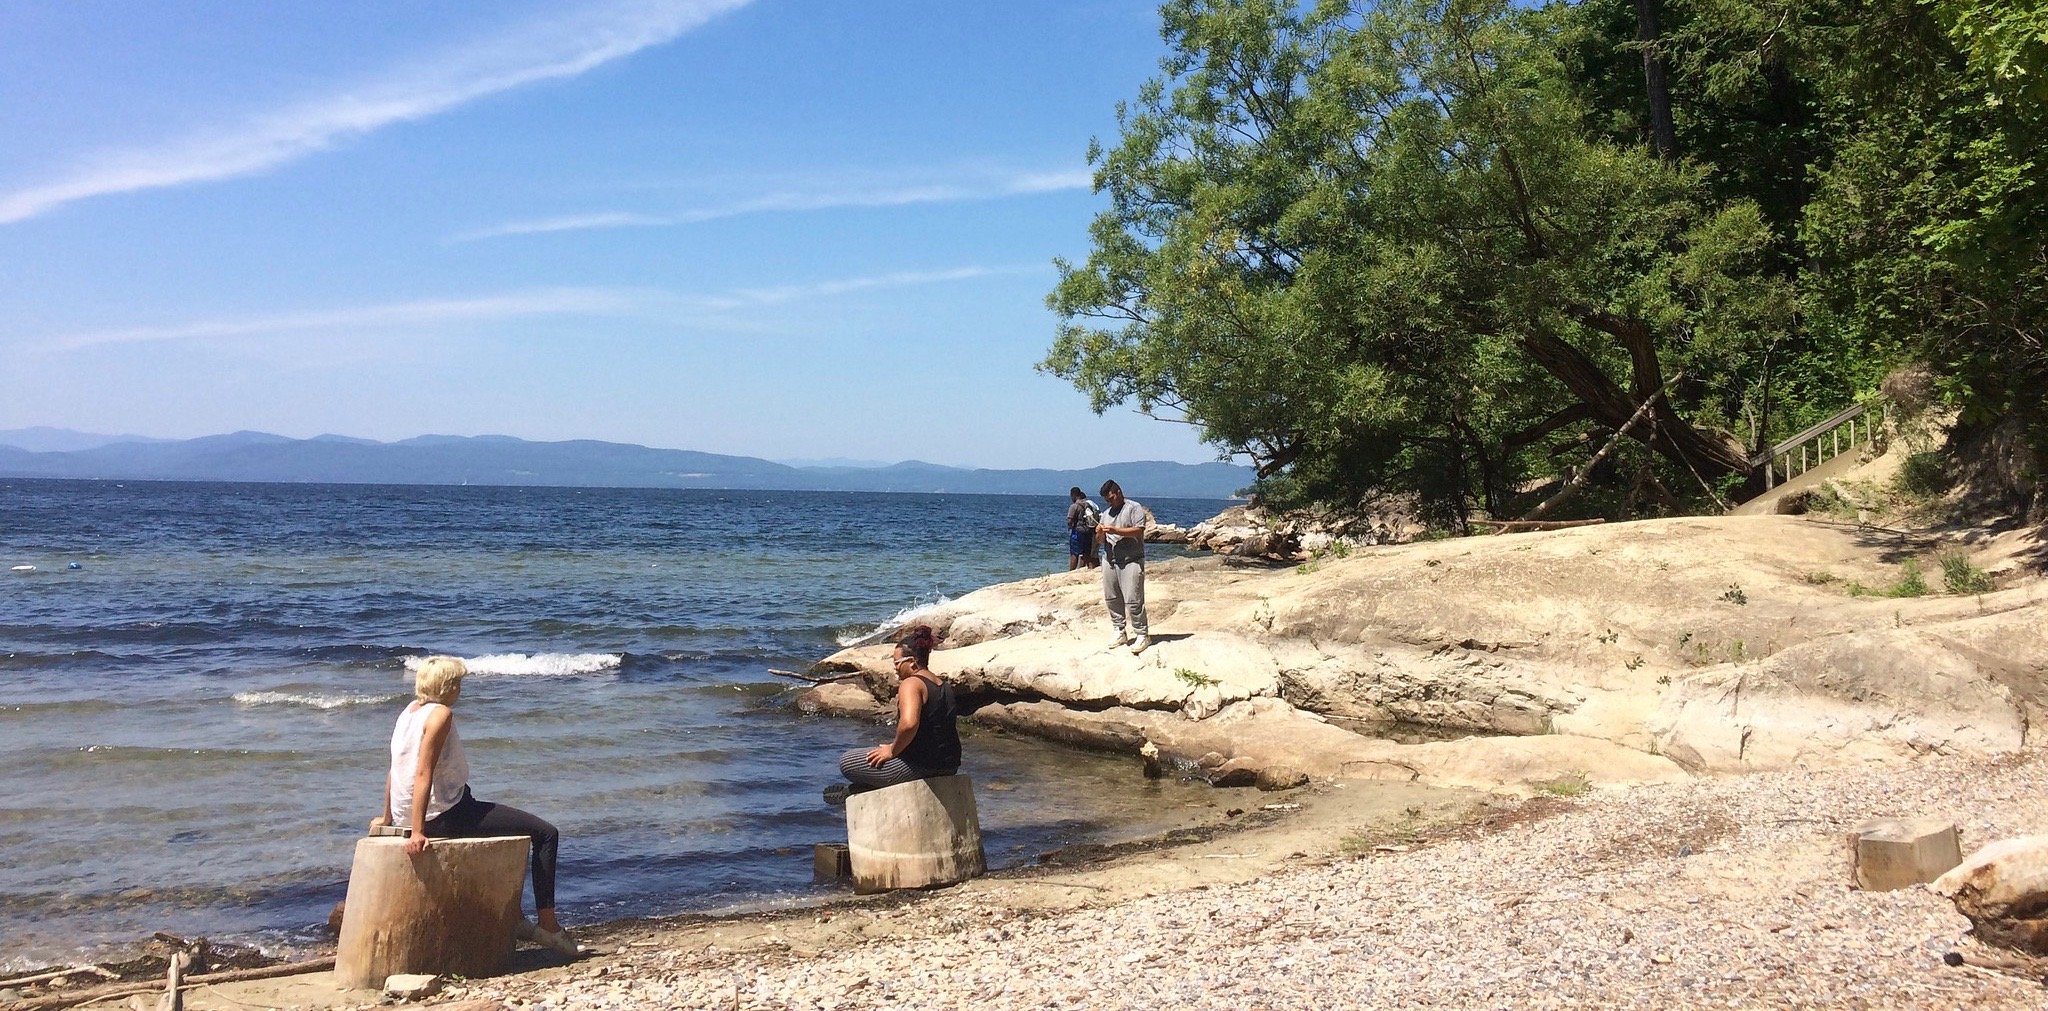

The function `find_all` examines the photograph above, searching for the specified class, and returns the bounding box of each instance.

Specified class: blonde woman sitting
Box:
[374,655,577,956]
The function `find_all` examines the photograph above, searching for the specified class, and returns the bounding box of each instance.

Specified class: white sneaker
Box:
[1108,631,1131,649]
[516,919,581,958]
[536,926,580,958]
[1129,635,1151,656]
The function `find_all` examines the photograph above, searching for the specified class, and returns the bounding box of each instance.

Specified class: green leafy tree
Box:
[1046,0,1786,520]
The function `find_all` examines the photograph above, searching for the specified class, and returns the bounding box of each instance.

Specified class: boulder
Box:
[1209,759,1260,788]
[972,696,1685,796]
[1146,524,1192,544]
[795,681,889,720]
[1653,629,2028,772]
[967,700,1147,754]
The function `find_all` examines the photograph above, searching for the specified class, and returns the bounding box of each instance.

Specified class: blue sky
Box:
[0,0,1221,469]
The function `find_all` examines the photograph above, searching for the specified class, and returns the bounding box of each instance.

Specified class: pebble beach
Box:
[425,751,2048,1010]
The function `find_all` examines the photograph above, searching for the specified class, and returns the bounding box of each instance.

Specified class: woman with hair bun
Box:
[374,655,578,957]
[833,625,960,794]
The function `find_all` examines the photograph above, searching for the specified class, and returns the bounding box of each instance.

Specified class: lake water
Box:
[0,479,1230,970]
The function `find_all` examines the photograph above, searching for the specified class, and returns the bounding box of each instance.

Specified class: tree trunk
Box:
[1521,328,1750,477]
[1521,371,1683,522]
[334,836,529,989]
[1635,0,1678,160]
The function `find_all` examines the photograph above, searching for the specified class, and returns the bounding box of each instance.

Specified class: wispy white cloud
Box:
[705,266,1015,310]
[32,266,1032,353]
[0,0,754,225]
[451,167,1096,242]
[43,288,651,352]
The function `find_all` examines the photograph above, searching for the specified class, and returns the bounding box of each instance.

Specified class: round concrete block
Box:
[845,775,986,893]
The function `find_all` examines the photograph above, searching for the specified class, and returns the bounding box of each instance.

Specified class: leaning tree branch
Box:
[1516,371,1685,525]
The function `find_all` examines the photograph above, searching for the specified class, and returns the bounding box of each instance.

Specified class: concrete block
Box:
[814,842,851,882]
[1850,818,1962,891]
[845,775,986,894]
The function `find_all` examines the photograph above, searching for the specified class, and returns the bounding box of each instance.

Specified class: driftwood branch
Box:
[0,968,118,989]
[1471,518,1608,532]
[155,953,188,1011]
[766,668,864,684]
[1943,947,2048,979]
[4,958,334,1011]
[1516,371,1685,526]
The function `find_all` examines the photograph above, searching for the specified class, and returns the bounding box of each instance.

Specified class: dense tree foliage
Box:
[1046,0,2046,522]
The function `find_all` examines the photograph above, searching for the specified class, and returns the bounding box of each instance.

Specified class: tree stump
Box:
[1932,834,2048,955]
[1849,818,1962,891]
[334,836,529,989]
[845,776,986,894]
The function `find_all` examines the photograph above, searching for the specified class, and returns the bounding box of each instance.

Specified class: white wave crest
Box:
[233,690,400,710]
[405,652,623,677]
[835,597,951,648]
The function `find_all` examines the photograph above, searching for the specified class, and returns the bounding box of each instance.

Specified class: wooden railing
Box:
[1752,399,1885,490]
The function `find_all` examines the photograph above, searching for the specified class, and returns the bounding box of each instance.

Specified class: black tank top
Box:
[898,673,961,773]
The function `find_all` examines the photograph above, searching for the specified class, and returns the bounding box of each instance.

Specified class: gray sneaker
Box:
[1108,631,1131,649]
[1129,635,1151,655]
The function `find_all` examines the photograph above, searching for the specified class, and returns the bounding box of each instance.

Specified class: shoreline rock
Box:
[807,513,2048,795]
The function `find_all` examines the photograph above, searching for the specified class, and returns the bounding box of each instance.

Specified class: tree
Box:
[1046,0,1786,520]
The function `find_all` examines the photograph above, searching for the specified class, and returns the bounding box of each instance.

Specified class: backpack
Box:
[1078,500,1101,529]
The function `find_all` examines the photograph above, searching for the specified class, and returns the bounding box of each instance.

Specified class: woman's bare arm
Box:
[405,707,452,854]
[866,677,927,767]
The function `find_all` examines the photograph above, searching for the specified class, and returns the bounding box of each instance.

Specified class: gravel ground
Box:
[451,753,2048,1010]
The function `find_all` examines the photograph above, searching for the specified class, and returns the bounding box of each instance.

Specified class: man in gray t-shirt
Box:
[1096,479,1150,654]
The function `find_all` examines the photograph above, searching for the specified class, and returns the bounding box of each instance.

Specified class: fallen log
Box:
[3,957,334,1011]
[1470,518,1607,532]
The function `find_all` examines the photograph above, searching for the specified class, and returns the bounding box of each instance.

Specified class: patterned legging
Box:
[837,748,949,789]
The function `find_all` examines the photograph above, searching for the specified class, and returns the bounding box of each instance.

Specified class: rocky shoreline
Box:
[153,747,2048,1010]
[21,502,2047,1010]
[799,512,2047,799]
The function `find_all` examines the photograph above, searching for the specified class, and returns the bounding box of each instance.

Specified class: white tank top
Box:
[388,701,470,829]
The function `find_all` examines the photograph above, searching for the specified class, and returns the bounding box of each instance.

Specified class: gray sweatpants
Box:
[1102,559,1148,637]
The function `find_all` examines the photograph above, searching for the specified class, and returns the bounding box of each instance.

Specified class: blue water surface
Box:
[0,480,1229,968]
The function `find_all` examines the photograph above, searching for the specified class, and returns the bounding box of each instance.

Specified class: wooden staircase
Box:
[1752,400,1886,491]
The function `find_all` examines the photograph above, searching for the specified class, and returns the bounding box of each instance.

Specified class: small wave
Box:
[834,597,950,648]
[65,745,298,765]
[0,698,122,717]
[231,691,401,710]
[404,652,623,677]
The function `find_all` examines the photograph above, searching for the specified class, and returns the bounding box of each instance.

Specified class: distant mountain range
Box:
[0,429,1253,499]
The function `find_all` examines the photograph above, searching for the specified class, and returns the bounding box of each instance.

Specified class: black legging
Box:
[424,787,559,911]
